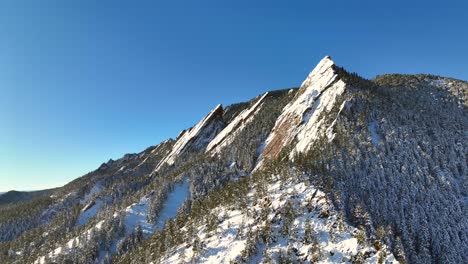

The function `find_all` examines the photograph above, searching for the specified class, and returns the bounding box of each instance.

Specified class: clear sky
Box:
[1,0,467,192]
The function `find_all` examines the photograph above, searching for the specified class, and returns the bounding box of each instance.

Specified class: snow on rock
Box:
[136,140,171,168]
[206,92,269,154]
[255,56,347,170]
[151,139,169,153]
[161,178,398,264]
[76,199,105,227]
[80,183,103,205]
[154,105,224,171]
[325,100,349,143]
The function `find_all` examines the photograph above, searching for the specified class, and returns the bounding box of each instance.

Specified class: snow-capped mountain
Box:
[1,56,466,264]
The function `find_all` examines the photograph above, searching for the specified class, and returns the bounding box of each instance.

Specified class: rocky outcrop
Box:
[154,104,225,171]
[255,56,347,169]
[206,92,269,154]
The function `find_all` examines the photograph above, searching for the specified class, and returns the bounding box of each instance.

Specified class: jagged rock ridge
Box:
[206,92,269,154]
[155,104,225,171]
[256,56,347,169]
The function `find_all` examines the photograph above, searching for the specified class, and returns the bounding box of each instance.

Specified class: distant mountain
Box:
[0,189,56,206]
[1,56,466,264]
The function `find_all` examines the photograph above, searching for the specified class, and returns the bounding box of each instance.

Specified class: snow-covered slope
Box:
[34,180,191,263]
[256,56,347,169]
[155,179,190,229]
[124,179,190,235]
[206,92,269,154]
[161,177,397,264]
[76,199,105,227]
[34,220,107,264]
[155,105,224,171]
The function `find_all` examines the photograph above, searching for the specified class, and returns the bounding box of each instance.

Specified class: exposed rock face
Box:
[206,92,269,154]
[155,104,225,171]
[256,56,347,169]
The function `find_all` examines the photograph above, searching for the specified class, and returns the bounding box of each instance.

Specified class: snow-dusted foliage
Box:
[34,220,108,264]
[32,179,190,263]
[293,72,468,263]
[161,177,397,264]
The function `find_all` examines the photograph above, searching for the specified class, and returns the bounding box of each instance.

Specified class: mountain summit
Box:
[1,57,467,264]
[256,55,347,169]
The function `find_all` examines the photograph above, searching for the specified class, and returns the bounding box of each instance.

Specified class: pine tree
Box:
[279,249,293,264]
[241,227,257,261]
[135,224,144,243]
[174,247,184,263]
[393,236,406,263]
[304,218,314,244]
[260,220,273,244]
[308,233,322,263]
[192,235,202,262]
[281,200,295,236]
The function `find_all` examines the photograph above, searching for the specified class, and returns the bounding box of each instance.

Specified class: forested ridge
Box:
[1,57,466,263]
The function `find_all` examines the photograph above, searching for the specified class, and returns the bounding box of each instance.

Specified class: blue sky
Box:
[1,1,467,191]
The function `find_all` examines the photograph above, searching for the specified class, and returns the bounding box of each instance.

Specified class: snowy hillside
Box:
[1,56,466,264]
[34,179,190,263]
[161,176,398,264]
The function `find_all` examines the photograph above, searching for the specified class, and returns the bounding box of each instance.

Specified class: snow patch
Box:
[325,100,348,143]
[156,179,190,229]
[228,162,237,170]
[368,120,382,146]
[429,79,447,87]
[76,199,105,227]
[125,178,191,235]
[124,197,156,236]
